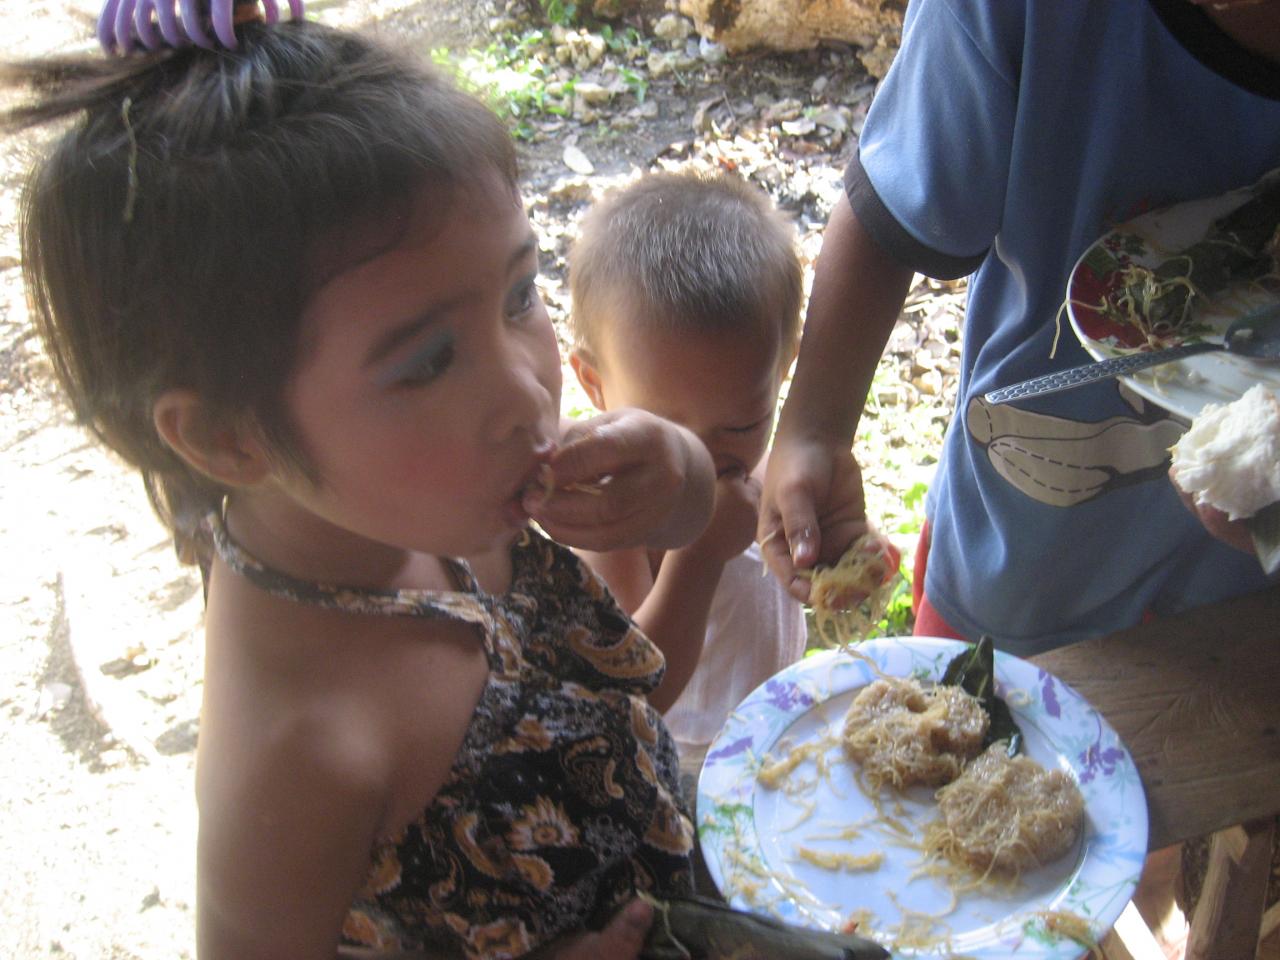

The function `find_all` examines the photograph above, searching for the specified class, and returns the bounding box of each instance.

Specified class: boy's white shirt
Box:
[661,540,808,750]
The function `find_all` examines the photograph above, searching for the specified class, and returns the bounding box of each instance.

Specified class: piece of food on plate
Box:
[924,743,1085,880]
[802,532,900,647]
[1102,175,1280,346]
[840,676,988,791]
[1171,383,1280,520]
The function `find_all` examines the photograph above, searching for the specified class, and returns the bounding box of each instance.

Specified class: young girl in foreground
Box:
[5,9,715,958]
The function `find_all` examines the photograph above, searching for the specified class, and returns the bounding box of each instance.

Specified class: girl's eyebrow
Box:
[362,235,539,369]
[363,299,460,369]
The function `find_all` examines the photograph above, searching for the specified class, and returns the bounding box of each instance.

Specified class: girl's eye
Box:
[506,275,540,320]
[386,332,455,387]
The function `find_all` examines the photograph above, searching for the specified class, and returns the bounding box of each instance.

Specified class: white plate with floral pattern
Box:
[1067,170,1280,422]
[695,637,1148,959]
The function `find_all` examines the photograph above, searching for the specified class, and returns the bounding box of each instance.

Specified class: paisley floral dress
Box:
[207,516,694,959]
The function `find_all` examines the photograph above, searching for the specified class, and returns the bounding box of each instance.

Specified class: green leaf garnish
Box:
[940,635,1023,756]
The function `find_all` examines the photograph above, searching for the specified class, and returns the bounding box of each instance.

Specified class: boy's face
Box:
[573,304,786,478]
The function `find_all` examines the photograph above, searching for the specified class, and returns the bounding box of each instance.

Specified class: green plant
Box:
[862,478,929,639]
[433,21,651,140]
[864,572,910,639]
[433,35,569,140]
[561,372,597,422]
[896,480,929,536]
[617,66,648,104]
[539,0,578,27]
[600,24,643,53]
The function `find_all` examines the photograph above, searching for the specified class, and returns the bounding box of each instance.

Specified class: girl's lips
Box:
[504,453,557,528]
[516,461,555,507]
[515,443,558,506]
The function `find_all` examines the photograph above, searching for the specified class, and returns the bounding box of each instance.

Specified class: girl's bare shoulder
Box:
[197,568,490,840]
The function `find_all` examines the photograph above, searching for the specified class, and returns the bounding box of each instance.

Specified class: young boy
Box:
[567,170,808,750]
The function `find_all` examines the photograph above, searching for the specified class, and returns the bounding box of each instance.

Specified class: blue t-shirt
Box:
[851,0,1280,652]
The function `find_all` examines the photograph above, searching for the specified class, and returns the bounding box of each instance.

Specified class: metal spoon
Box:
[985,303,1280,405]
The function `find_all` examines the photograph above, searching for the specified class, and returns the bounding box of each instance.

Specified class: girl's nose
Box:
[485,341,559,444]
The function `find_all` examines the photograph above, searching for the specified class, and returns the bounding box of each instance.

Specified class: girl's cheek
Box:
[388,450,459,493]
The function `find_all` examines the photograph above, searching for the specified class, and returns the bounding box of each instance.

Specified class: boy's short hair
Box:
[568,170,802,368]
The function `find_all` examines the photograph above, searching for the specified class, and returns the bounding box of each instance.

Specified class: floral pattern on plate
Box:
[696,637,1148,959]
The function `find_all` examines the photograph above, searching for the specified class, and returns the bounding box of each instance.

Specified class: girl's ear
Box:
[568,350,608,411]
[152,390,272,487]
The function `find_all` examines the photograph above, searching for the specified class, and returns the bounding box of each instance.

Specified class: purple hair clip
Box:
[98,0,304,53]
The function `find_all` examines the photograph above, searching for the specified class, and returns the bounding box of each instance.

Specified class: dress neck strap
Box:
[204,509,484,618]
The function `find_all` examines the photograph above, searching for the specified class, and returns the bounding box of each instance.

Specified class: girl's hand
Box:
[528,409,714,553]
[758,431,870,603]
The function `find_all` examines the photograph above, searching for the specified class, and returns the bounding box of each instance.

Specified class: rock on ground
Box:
[678,0,904,76]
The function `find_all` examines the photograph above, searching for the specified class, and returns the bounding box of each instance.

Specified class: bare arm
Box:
[638,470,759,711]
[577,469,758,712]
[635,546,725,713]
[195,597,487,960]
[759,194,914,601]
[196,718,392,960]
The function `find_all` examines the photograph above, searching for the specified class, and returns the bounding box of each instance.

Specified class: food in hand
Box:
[924,743,1085,880]
[1172,383,1280,520]
[802,532,900,647]
[840,676,988,791]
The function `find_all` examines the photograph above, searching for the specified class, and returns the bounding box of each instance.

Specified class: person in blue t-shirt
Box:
[759,0,1280,656]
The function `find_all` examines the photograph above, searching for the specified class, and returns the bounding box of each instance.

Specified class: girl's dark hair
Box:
[2,21,517,559]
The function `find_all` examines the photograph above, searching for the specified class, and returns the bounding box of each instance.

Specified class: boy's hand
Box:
[759,432,870,603]
[528,409,714,553]
[675,468,761,568]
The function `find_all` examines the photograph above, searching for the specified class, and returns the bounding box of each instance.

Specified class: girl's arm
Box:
[575,469,758,712]
[196,610,487,959]
[570,539,717,712]
[196,709,393,960]
[531,409,715,553]
[574,545,656,616]
[628,470,759,711]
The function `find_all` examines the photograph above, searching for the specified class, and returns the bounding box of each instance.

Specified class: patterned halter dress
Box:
[207,515,694,959]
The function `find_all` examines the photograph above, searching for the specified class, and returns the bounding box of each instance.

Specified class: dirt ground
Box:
[0,3,934,958]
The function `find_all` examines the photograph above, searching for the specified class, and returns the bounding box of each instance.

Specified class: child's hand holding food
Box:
[758,428,871,603]
[526,409,715,553]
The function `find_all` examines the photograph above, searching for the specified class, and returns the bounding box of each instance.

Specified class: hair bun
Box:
[97,0,304,54]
